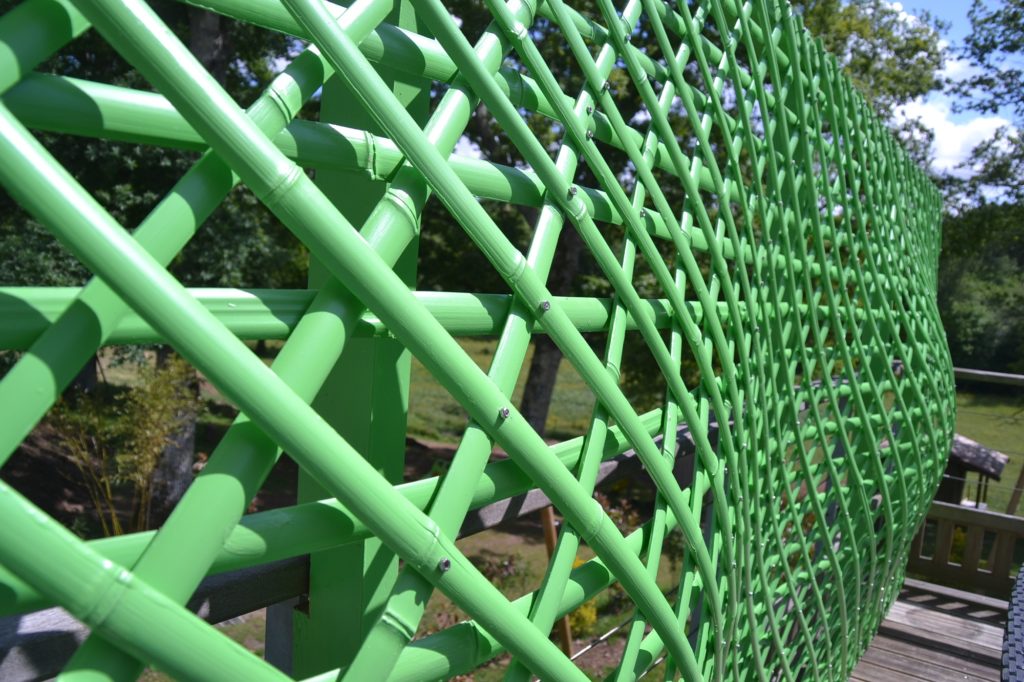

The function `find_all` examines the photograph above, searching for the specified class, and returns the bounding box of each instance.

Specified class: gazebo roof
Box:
[950,433,1009,480]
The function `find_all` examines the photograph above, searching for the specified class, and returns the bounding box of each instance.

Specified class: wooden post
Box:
[286,3,429,675]
[1006,466,1024,516]
[540,505,574,657]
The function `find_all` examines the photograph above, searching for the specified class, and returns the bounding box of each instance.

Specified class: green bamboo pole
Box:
[0,480,293,681]
[0,0,955,677]
[0,95,588,680]
[0,406,672,618]
[16,287,812,346]
[277,0,717,674]
[606,259,686,682]
[290,0,428,672]
[7,0,678,675]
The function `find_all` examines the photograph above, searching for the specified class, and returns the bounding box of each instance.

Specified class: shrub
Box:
[52,355,199,535]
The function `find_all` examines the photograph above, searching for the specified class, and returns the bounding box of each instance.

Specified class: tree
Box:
[937,202,1024,371]
[950,0,1024,122]
[947,0,1024,204]
[795,0,947,168]
[0,1,307,293]
[936,0,1024,372]
[0,0,304,525]
[795,0,947,119]
[417,0,949,435]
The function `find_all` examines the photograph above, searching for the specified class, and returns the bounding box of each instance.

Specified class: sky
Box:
[896,0,1015,177]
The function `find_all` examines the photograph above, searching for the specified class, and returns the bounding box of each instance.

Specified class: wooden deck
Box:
[851,579,1006,681]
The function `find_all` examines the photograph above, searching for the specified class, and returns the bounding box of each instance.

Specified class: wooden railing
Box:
[908,501,1024,598]
[954,367,1024,388]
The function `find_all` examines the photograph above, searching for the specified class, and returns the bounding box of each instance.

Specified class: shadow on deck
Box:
[851,578,1006,681]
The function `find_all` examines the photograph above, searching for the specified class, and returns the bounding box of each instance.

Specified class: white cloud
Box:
[453,134,482,159]
[887,1,918,26]
[941,57,976,80]
[935,40,978,81]
[897,98,1013,176]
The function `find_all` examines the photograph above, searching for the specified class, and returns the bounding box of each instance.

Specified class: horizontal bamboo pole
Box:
[0,407,671,617]
[0,287,678,348]
[3,73,693,241]
[0,0,89,94]
[1,286,881,349]
[0,480,292,681]
[5,71,904,288]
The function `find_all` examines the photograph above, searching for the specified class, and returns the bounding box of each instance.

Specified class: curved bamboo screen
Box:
[0,0,953,678]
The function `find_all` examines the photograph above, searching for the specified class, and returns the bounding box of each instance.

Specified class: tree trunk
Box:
[143,8,231,527]
[519,221,582,657]
[188,8,231,85]
[520,336,563,432]
[149,346,198,526]
[66,354,98,395]
[519,226,582,434]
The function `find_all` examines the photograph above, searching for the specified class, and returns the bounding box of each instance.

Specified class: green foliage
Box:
[663,526,687,570]
[0,219,91,287]
[795,0,948,120]
[566,594,599,637]
[793,0,947,169]
[51,387,124,536]
[790,0,948,170]
[938,202,1024,372]
[468,552,528,595]
[0,0,307,292]
[933,0,1024,374]
[944,0,1023,205]
[950,0,1024,122]
[51,355,200,536]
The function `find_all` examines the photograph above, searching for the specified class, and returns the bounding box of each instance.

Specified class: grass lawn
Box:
[954,389,1024,513]
[406,337,597,443]
[104,344,1024,677]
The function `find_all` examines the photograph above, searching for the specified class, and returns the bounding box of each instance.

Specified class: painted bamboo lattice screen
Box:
[0,0,954,678]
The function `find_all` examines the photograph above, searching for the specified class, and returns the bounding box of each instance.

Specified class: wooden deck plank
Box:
[876,620,1002,667]
[851,658,931,681]
[898,596,1007,625]
[882,600,1003,661]
[886,599,1004,642]
[902,577,1010,611]
[865,635,1000,678]
[859,639,999,680]
[883,604,1003,642]
[849,583,1006,681]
